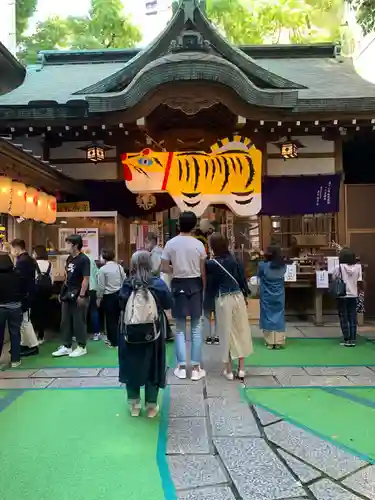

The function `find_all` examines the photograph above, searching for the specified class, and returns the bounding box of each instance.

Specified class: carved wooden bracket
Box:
[163,95,219,115]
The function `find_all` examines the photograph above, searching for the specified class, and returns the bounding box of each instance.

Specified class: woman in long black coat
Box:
[118,250,173,418]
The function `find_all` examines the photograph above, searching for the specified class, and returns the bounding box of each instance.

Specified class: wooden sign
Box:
[57,201,90,212]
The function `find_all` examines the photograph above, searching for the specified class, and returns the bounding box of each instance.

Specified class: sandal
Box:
[147,405,160,418]
[130,403,141,417]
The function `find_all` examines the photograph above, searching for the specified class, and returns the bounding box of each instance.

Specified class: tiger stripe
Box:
[171,151,254,194]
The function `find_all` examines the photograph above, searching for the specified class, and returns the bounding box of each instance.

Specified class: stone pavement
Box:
[1,325,375,499]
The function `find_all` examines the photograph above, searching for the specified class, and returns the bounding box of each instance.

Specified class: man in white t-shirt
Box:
[161,211,206,381]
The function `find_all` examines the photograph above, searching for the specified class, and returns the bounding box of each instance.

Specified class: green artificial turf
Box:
[15,340,175,369]
[245,387,375,462]
[245,337,375,367]
[0,389,166,500]
[13,337,375,370]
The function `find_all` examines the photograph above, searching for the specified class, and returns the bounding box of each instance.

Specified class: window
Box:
[270,214,336,250]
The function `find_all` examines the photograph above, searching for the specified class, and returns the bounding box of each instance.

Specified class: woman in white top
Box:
[31,245,53,343]
[333,248,363,347]
[97,249,126,348]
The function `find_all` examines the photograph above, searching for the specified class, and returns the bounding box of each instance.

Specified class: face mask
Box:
[100,256,105,263]
[11,247,18,257]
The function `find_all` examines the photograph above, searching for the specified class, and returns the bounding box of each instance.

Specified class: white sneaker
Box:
[52,346,73,357]
[238,370,246,379]
[69,346,87,358]
[92,333,101,341]
[11,361,21,368]
[191,368,206,381]
[223,370,234,381]
[38,339,45,346]
[174,367,187,379]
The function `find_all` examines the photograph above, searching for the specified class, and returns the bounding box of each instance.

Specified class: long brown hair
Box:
[209,233,229,257]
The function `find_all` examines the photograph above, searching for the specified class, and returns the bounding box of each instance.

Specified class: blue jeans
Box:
[88,290,100,335]
[175,317,202,366]
[0,306,22,362]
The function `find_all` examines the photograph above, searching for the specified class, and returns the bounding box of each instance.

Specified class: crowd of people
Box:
[0,211,365,418]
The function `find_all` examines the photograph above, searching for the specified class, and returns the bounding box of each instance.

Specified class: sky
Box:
[30,0,171,45]
[33,0,141,23]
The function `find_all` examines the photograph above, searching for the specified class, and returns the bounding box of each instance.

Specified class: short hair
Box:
[146,232,157,244]
[33,245,48,260]
[102,248,115,262]
[339,247,356,265]
[209,233,229,256]
[10,238,26,250]
[65,234,83,250]
[179,211,197,233]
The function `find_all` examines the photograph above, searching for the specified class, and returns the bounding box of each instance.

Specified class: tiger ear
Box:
[141,148,151,156]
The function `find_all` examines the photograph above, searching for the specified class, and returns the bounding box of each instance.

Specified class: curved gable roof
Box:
[74,0,303,96]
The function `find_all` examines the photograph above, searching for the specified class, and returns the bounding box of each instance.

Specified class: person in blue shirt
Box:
[258,245,287,349]
[206,233,253,380]
[118,250,173,418]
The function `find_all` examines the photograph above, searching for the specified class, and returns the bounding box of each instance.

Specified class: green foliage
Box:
[18,0,141,64]
[206,0,344,45]
[348,0,375,35]
[16,0,37,41]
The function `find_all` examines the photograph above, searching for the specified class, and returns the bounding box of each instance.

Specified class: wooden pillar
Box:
[260,139,271,250]
[335,136,347,245]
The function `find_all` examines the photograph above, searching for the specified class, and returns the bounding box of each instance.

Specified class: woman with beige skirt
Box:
[206,234,253,379]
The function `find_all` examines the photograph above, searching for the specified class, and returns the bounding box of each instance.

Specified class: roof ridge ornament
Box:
[178,0,201,23]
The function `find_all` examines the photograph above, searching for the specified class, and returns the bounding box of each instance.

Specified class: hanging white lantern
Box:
[35,191,48,222]
[9,181,26,216]
[23,186,38,219]
[0,176,12,214]
[45,195,57,224]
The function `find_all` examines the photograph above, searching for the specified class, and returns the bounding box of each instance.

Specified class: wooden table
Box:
[285,277,324,325]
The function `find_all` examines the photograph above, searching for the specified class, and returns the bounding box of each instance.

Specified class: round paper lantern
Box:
[23,186,38,220]
[35,191,48,222]
[0,176,12,214]
[9,181,26,216]
[45,195,57,224]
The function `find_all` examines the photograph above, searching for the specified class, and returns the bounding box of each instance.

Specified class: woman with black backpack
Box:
[31,245,53,344]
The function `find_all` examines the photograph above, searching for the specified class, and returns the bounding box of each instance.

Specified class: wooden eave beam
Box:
[0,139,84,196]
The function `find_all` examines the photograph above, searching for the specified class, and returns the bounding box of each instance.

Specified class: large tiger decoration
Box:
[121,136,262,216]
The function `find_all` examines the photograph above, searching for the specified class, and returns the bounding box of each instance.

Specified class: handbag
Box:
[329,264,347,298]
[60,283,80,303]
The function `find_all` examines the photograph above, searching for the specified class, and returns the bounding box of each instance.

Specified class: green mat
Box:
[245,338,375,366]
[15,341,175,369]
[0,389,168,500]
[13,337,375,370]
[245,387,375,462]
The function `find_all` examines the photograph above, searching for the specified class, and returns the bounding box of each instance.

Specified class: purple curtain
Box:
[261,174,341,216]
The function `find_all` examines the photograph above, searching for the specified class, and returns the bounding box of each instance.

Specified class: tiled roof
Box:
[0,42,25,96]
[0,0,374,117]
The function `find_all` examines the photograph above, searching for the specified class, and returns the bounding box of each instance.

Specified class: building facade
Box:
[0,0,375,316]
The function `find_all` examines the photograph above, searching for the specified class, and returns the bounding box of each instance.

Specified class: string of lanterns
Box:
[0,176,57,224]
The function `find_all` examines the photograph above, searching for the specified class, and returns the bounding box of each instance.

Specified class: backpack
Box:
[35,262,53,297]
[122,284,160,344]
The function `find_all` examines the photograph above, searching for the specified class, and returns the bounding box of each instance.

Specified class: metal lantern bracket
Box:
[78,142,112,163]
[273,136,305,161]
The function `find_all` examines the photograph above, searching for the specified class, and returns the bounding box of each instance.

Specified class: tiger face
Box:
[121,149,168,192]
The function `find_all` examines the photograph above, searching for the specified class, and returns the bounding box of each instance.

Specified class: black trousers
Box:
[31,293,50,340]
[337,297,357,342]
[61,299,89,347]
[102,292,120,347]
